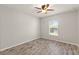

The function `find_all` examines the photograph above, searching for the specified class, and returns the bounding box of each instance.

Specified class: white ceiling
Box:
[1,4,79,18]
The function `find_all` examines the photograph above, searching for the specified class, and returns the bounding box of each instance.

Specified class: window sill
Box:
[49,33,58,36]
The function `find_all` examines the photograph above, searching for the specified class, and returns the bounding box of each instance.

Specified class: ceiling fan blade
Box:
[47,9,54,11]
[35,7,41,10]
[37,11,42,13]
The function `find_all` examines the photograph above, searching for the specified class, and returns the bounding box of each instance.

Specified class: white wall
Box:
[78,10,79,42]
[0,6,40,50]
[0,13,2,49]
[40,10,79,45]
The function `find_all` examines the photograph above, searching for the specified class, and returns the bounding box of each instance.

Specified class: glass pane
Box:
[49,20,58,36]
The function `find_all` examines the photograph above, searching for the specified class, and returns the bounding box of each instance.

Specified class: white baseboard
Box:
[0,38,79,52]
[42,38,79,47]
[0,38,39,52]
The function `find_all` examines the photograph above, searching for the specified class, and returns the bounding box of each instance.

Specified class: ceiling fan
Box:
[35,4,54,14]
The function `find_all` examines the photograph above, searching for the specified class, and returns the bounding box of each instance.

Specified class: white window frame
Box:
[49,20,59,36]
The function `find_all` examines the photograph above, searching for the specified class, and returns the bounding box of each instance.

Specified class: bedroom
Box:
[0,4,79,55]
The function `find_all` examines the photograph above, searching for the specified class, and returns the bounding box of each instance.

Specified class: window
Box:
[49,20,58,36]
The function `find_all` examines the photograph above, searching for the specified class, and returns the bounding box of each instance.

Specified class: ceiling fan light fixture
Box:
[42,10,46,13]
[35,4,54,14]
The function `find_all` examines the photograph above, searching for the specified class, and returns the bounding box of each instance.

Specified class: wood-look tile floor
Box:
[0,38,79,55]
